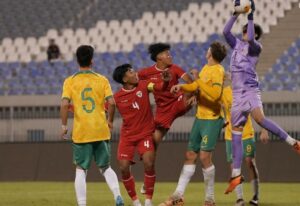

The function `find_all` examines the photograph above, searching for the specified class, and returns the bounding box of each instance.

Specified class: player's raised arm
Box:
[247,0,263,56]
[223,1,240,48]
[198,75,223,102]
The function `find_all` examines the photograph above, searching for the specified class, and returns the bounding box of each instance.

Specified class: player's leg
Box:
[137,136,156,206]
[153,94,191,149]
[226,140,245,205]
[199,118,223,205]
[159,151,196,206]
[142,151,156,206]
[243,138,259,205]
[251,107,300,153]
[72,143,93,206]
[226,106,247,194]
[153,127,168,149]
[173,118,202,197]
[94,141,124,206]
[159,119,201,206]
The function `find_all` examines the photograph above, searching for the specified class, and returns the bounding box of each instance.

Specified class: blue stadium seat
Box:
[284,82,298,91]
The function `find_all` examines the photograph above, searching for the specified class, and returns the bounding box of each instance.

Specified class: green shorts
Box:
[225,138,256,162]
[188,117,224,152]
[72,140,111,170]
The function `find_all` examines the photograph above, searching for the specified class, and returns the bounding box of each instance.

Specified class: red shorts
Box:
[154,95,189,129]
[117,135,155,162]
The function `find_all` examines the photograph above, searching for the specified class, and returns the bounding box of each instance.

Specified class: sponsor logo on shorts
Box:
[120,154,128,157]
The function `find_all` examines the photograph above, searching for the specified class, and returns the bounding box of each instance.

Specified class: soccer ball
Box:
[234,0,251,14]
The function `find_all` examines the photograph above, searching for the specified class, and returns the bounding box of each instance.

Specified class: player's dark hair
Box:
[210,41,227,63]
[148,43,170,62]
[113,64,132,84]
[242,23,263,40]
[76,45,94,67]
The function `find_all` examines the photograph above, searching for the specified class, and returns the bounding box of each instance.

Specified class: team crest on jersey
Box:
[136,91,143,98]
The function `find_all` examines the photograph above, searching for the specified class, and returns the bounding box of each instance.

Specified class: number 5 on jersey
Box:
[81,88,95,113]
[132,101,140,110]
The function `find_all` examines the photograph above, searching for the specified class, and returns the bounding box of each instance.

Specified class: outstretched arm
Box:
[247,20,262,56]
[223,15,238,49]
[196,80,223,101]
[247,0,262,56]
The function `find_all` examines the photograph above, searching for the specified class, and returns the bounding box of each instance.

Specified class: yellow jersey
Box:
[221,86,254,140]
[182,64,224,119]
[62,70,113,143]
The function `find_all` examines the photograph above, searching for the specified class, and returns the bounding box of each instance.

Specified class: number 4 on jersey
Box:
[132,102,140,110]
[144,140,150,148]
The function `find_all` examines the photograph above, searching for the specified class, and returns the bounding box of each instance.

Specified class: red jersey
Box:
[138,64,186,110]
[114,81,155,140]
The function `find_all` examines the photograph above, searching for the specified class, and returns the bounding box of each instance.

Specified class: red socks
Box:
[144,170,156,199]
[122,175,137,200]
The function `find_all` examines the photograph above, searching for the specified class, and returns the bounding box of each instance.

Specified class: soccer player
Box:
[222,73,269,206]
[160,41,227,206]
[60,45,124,206]
[138,43,195,148]
[112,64,170,206]
[223,0,300,194]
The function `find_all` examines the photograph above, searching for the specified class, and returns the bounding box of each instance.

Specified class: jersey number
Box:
[132,102,140,110]
[81,88,95,113]
[144,140,150,148]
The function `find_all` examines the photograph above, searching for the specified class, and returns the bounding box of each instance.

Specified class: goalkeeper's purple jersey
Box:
[223,16,262,93]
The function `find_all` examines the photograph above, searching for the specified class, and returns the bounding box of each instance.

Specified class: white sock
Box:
[232,168,241,177]
[133,199,142,206]
[235,184,243,200]
[202,165,215,202]
[145,198,153,206]
[251,179,259,198]
[100,167,121,200]
[75,168,87,206]
[285,135,296,146]
[174,164,196,196]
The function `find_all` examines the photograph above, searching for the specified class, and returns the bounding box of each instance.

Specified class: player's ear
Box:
[122,75,128,84]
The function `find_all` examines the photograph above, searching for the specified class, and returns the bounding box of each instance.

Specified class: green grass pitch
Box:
[0,182,299,205]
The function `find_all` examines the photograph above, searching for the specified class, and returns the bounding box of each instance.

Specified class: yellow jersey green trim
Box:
[72,70,98,78]
[105,95,113,100]
[212,83,222,87]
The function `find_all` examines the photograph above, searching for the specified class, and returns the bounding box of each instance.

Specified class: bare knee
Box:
[153,128,167,148]
[245,157,254,169]
[143,155,155,171]
[251,108,265,124]
[185,151,197,164]
[200,151,212,168]
[118,161,130,177]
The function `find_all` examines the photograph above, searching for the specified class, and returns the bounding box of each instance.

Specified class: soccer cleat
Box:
[249,195,259,206]
[140,183,146,194]
[145,198,153,206]
[224,175,244,194]
[158,193,184,206]
[203,200,216,206]
[293,141,300,155]
[132,199,142,206]
[235,199,245,206]
[115,195,124,206]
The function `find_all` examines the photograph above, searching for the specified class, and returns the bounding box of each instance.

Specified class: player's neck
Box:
[207,59,218,66]
[155,62,168,70]
[80,66,91,71]
[123,84,136,91]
